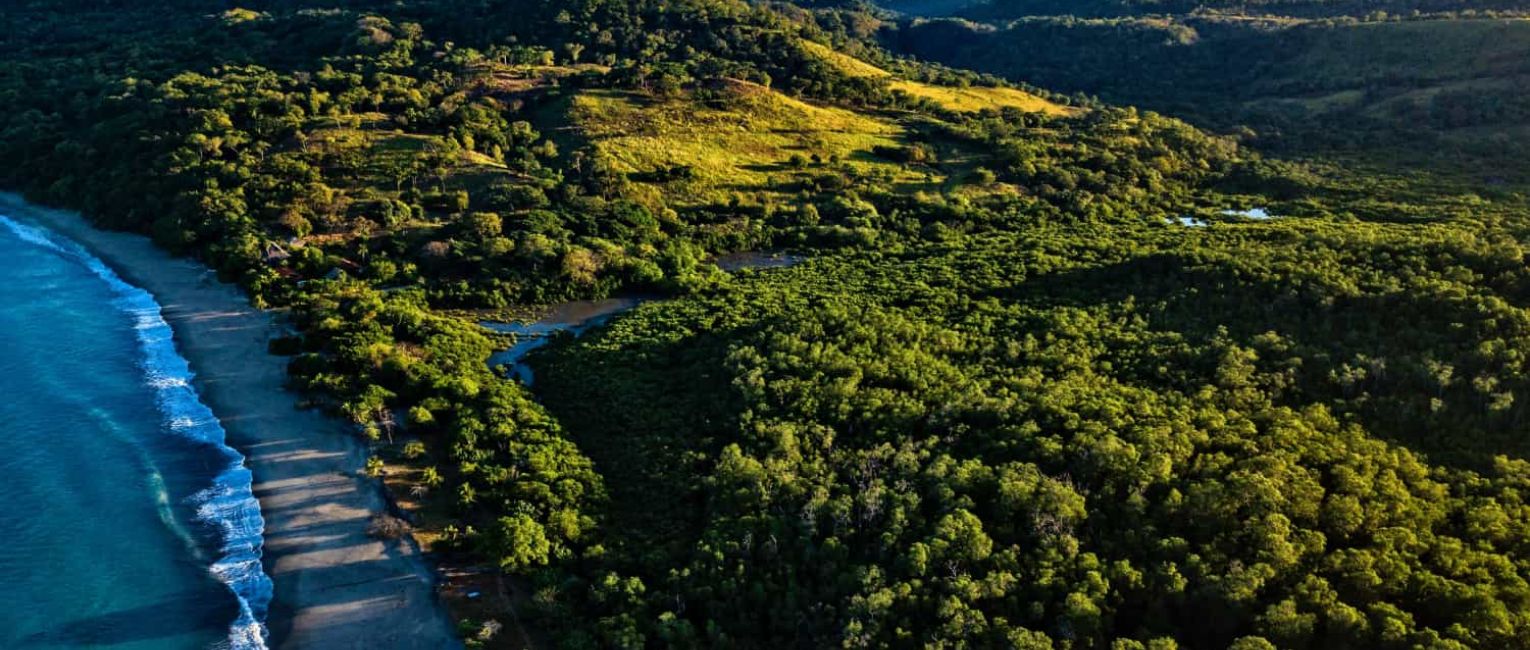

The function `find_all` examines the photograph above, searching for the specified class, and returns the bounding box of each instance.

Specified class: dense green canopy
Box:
[4,0,1530,648]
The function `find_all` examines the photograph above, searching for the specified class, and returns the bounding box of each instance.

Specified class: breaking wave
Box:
[0,215,273,649]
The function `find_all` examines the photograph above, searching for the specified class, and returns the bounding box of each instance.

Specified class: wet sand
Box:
[0,194,459,649]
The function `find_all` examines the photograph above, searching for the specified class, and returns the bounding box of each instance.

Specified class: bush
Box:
[366,514,413,540]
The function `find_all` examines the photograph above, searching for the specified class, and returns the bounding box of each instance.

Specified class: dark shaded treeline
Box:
[882,11,1530,183]
[5,0,1530,648]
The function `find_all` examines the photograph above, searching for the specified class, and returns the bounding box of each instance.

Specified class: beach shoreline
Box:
[0,193,459,649]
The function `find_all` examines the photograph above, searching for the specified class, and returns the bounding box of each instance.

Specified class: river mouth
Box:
[484,251,806,384]
[483,297,652,385]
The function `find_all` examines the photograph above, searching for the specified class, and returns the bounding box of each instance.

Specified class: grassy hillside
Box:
[797,39,895,78]
[9,1,1530,649]
[558,83,931,206]
[893,0,1530,18]
[889,14,1530,181]
[799,38,1077,115]
[889,79,1077,114]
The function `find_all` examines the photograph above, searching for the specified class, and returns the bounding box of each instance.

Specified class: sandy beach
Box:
[0,194,459,649]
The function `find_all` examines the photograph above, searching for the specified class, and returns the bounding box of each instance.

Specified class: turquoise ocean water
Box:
[0,214,271,649]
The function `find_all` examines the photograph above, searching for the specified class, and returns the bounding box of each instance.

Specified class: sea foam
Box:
[0,215,273,650]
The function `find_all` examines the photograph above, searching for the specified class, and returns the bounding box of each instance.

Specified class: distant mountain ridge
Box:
[876,5,1530,179]
[878,0,1530,18]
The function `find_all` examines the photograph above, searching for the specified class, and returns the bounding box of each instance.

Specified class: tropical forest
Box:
[4,0,1530,647]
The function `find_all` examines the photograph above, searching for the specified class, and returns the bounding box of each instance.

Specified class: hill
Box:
[887,13,1530,182]
[884,0,1530,18]
[6,1,1530,649]
[797,38,1077,115]
[557,82,927,207]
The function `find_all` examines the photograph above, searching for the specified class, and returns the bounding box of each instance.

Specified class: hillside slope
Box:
[888,14,1530,181]
[886,0,1530,18]
[7,1,1530,649]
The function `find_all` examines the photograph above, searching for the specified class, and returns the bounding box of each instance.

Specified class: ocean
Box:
[0,215,272,649]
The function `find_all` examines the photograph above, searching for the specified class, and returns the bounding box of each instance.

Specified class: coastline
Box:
[0,194,460,649]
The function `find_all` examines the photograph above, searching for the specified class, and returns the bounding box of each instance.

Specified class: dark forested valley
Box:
[5,0,1530,647]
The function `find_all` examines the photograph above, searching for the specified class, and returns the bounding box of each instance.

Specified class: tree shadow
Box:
[533,320,743,569]
[146,293,462,649]
[993,253,1530,471]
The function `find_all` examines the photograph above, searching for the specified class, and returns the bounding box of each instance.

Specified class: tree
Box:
[485,514,552,571]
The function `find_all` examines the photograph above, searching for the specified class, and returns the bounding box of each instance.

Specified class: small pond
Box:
[1169,207,1278,228]
[1221,207,1275,219]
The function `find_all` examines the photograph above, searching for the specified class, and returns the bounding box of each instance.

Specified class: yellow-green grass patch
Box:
[794,38,1074,116]
[889,80,1077,116]
[564,85,944,205]
[797,40,892,79]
